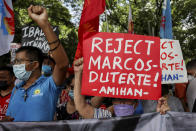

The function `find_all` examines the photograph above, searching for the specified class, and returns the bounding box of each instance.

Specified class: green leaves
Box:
[101,0,196,61]
[13,0,78,64]
[11,0,196,63]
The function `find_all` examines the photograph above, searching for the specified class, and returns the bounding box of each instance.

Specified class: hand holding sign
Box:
[74,57,84,76]
[156,97,170,115]
[28,5,49,29]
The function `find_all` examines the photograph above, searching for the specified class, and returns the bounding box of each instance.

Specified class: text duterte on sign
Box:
[82,32,161,100]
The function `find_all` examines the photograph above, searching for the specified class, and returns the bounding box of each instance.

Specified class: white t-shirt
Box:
[93,108,112,119]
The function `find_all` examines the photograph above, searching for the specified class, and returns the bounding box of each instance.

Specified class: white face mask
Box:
[188,75,195,81]
[13,64,32,81]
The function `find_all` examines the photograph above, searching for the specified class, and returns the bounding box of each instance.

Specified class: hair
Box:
[186,59,196,71]
[0,65,14,76]
[161,84,172,96]
[43,54,56,65]
[66,74,75,86]
[16,46,44,70]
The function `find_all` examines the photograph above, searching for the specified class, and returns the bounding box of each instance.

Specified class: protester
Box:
[0,66,15,121]
[73,58,170,119]
[187,79,196,112]
[142,84,184,113]
[56,74,107,120]
[175,59,196,112]
[175,83,189,111]
[186,59,196,112]
[56,74,80,120]
[184,59,196,112]
[5,5,69,122]
[42,55,55,76]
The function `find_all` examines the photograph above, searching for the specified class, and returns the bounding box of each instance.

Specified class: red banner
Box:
[82,32,161,100]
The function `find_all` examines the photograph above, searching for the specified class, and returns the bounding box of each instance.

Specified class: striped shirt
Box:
[93,108,112,119]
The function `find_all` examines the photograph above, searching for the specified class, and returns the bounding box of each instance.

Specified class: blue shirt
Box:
[6,76,62,122]
[134,100,144,115]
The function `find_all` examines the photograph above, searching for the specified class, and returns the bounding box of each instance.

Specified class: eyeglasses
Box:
[12,59,34,65]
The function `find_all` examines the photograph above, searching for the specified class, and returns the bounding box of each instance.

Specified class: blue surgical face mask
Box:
[114,104,135,117]
[13,64,32,81]
[42,65,52,76]
[68,90,74,99]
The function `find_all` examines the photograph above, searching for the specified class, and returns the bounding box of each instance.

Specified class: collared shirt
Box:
[6,75,62,122]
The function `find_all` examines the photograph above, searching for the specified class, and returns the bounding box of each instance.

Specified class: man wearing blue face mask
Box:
[42,55,55,76]
[73,58,170,119]
[4,5,69,122]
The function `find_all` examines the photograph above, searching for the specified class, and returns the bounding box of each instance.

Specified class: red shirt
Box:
[175,83,188,102]
[59,89,69,104]
[0,93,11,120]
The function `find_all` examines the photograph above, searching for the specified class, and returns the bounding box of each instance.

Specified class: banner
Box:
[161,39,188,84]
[0,0,14,56]
[82,32,161,100]
[0,112,196,131]
[21,26,59,53]
[74,0,105,60]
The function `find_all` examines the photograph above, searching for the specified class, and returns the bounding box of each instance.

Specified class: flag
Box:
[128,5,134,34]
[74,0,105,60]
[160,0,173,39]
[0,0,14,56]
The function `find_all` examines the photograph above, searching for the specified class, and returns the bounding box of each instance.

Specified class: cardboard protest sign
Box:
[82,32,161,100]
[10,43,21,62]
[21,26,59,53]
[161,39,188,84]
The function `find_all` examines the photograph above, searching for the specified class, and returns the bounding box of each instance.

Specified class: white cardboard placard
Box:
[161,39,188,84]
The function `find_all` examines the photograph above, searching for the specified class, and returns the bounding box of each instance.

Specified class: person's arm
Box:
[28,5,69,86]
[74,58,94,119]
[90,96,105,108]
[66,100,76,114]
[180,99,189,112]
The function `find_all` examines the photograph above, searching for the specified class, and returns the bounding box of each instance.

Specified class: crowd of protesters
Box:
[0,5,195,122]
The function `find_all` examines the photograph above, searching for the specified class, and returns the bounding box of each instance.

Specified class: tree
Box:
[100,0,196,61]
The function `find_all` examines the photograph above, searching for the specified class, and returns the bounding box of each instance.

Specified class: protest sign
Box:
[82,32,161,100]
[21,26,59,53]
[10,43,21,62]
[160,39,188,84]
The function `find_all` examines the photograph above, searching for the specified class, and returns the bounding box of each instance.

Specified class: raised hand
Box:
[74,57,83,75]
[156,97,170,115]
[28,5,49,28]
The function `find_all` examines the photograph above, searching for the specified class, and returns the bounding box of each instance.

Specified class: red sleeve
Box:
[175,83,187,99]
